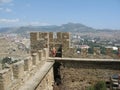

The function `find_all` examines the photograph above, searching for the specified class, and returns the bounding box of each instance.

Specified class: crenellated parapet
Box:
[0,47,49,90]
[79,47,120,58]
[81,48,88,57]
[24,57,32,71]
[30,32,49,53]
[0,69,12,90]
[0,32,120,90]
[12,61,24,79]
[49,32,70,57]
[93,47,101,55]
[30,32,120,58]
[30,32,70,57]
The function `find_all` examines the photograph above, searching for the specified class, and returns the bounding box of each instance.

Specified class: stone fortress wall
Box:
[0,32,120,90]
[30,32,120,58]
[29,32,120,90]
[57,60,120,90]
[0,45,53,90]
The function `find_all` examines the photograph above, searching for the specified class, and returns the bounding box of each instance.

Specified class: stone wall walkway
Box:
[19,61,54,90]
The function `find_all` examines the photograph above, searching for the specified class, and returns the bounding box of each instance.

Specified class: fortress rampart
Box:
[30,32,120,58]
[0,32,120,90]
[0,47,54,90]
[55,60,120,90]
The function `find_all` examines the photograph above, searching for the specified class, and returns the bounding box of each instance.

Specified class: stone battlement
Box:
[0,32,120,90]
[0,47,50,90]
[30,32,70,57]
[30,32,120,58]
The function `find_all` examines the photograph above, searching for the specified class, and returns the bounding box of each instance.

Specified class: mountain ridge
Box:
[0,23,119,34]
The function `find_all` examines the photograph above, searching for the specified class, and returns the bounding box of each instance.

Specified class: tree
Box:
[100,47,106,54]
[2,57,12,64]
[88,48,93,54]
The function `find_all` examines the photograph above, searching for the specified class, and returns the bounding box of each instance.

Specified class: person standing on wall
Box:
[52,47,56,57]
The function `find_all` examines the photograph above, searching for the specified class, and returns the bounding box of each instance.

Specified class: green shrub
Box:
[86,81,106,90]
[86,86,94,90]
[2,57,12,64]
[94,81,106,90]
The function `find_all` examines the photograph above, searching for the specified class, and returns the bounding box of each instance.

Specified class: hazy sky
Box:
[0,0,120,29]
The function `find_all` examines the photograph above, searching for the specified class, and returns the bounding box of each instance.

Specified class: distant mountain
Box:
[0,23,119,34]
[59,23,96,32]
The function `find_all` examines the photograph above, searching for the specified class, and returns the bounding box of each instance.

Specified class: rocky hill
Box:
[1,23,119,34]
[0,23,120,41]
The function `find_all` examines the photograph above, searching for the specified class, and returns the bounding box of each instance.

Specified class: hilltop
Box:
[0,23,120,41]
[0,23,119,34]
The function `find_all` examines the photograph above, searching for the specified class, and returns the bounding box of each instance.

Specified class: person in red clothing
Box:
[52,47,56,57]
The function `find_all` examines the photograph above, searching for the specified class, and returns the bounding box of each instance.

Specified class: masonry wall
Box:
[0,47,51,90]
[57,60,120,90]
[35,67,54,90]
[30,32,120,58]
[0,32,52,90]
[49,32,71,57]
[30,32,49,53]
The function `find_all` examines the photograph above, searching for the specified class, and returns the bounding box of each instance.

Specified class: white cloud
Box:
[0,18,19,23]
[0,7,12,12]
[29,21,50,26]
[0,0,12,4]
[5,8,12,12]
[0,0,13,12]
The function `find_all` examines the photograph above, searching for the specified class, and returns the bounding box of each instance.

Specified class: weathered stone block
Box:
[30,32,39,43]
[57,32,62,39]
[12,61,24,79]
[24,57,32,71]
[38,50,43,61]
[49,32,53,42]
[56,32,62,42]
[62,32,70,39]
[62,39,69,48]
[43,48,49,60]
[0,69,11,90]
[93,47,101,55]
[106,47,112,56]
[81,48,88,57]
[31,32,49,52]
[39,32,44,38]
[32,53,38,65]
